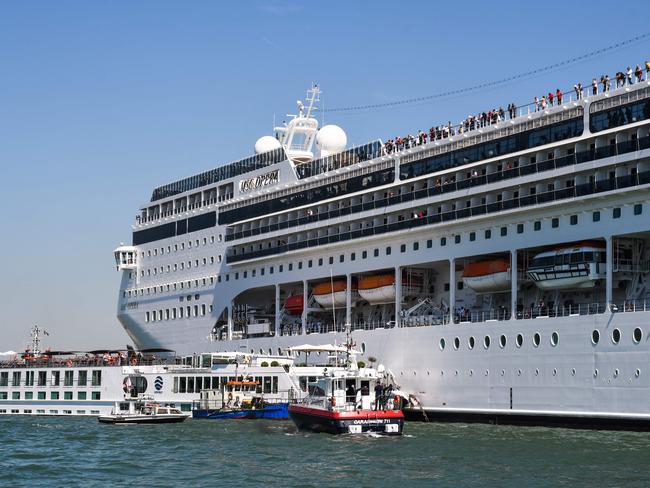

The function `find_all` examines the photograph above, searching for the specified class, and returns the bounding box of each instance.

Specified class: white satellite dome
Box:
[254,136,282,155]
[316,125,347,157]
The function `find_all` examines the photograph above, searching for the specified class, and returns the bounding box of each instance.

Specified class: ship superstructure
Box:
[114,77,650,428]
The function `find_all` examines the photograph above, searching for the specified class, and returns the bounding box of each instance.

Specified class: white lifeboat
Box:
[358,272,423,304]
[462,259,511,292]
[527,241,606,290]
[312,280,357,308]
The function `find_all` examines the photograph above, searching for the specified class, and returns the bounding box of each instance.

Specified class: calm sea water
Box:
[2,416,649,487]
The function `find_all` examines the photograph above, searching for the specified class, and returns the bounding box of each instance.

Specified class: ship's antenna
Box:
[304,83,320,120]
[30,325,49,356]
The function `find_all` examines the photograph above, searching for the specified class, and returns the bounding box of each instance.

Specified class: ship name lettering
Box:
[239,170,279,192]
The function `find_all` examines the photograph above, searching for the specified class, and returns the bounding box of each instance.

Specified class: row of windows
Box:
[590,98,650,133]
[125,275,216,297]
[172,375,279,394]
[133,211,217,246]
[0,391,101,400]
[143,234,222,258]
[419,366,641,380]
[439,331,560,351]
[0,409,101,415]
[592,327,644,345]
[145,304,212,323]
[400,118,584,180]
[230,203,644,269]
[218,168,395,225]
[140,254,222,278]
[0,370,101,387]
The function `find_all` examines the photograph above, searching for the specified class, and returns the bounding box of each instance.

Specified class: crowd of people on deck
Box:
[383,59,650,155]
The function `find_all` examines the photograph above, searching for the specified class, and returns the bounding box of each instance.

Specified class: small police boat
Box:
[288,343,404,435]
[98,398,187,424]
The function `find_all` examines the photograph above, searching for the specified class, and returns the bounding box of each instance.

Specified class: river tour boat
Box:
[98,398,187,424]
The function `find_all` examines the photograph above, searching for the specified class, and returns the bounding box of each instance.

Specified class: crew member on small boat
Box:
[374,382,383,410]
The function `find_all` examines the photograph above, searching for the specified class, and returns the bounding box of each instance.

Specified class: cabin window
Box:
[77,392,87,400]
[400,244,406,253]
[612,328,621,344]
[613,207,621,219]
[634,204,643,215]
[484,229,491,239]
[64,391,73,400]
[0,373,7,387]
[374,249,379,257]
[38,392,46,400]
[351,252,356,261]
[634,328,643,343]
[25,392,33,400]
[427,239,433,248]
[413,242,419,251]
[593,211,600,222]
[454,235,461,244]
[570,215,578,225]
[551,218,559,228]
[469,232,476,242]
[551,332,559,346]
[92,371,101,387]
[440,237,447,246]
[517,224,524,234]
[500,227,507,237]
[51,392,59,400]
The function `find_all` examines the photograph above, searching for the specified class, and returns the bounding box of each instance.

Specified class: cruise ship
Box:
[114,72,650,429]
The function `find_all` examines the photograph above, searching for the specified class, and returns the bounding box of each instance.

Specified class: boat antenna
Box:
[30,325,49,356]
[330,268,337,366]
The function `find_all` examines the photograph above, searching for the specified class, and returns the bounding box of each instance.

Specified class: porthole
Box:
[484,369,489,376]
[454,370,458,376]
[612,328,621,344]
[517,369,522,376]
[469,369,473,377]
[533,333,541,347]
[361,342,366,353]
[484,336,491,349]
[499,335,507,348]
[551,331,559,347]
[614,368,619,378]
[454,337,460,350]
[633,327,643,344]
[594,369,598,377]
[592,329,600,345]
[516,334,523,348]
[439,338,446,351]
[635,369,641,378]
[534,368,539,376]
[468,336,475,350]
[500,369,505,376]
[571,368,576,376]
[552,368,557,376]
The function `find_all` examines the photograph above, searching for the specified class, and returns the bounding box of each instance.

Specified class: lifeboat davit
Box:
[462,259,511,292]
[358,272,423,304]
[312,280,356,308]
[284,295,304,315]
[527,241,606,290]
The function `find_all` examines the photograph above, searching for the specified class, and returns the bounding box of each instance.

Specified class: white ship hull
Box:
[114,78,650,428]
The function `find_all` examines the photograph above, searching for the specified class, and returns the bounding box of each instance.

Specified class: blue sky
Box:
[1,1,648,351]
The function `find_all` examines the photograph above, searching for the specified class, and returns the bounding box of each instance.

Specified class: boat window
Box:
[179,377,187,393]
[264,377,272,394]
[308,385,325,397]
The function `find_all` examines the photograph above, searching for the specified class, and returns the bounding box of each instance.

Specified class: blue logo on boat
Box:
[154,376,163,391]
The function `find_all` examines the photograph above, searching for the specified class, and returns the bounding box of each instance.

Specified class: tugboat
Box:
[288,333,404,435]
[98,398,187,424]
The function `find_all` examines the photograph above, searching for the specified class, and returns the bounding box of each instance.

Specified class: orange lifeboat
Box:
[284,295,304,315]
[462,259,511,292]
[312,280,356,308]
[358,272,423,304]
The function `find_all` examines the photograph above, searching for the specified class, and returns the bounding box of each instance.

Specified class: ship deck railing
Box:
[0,357,185,370]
